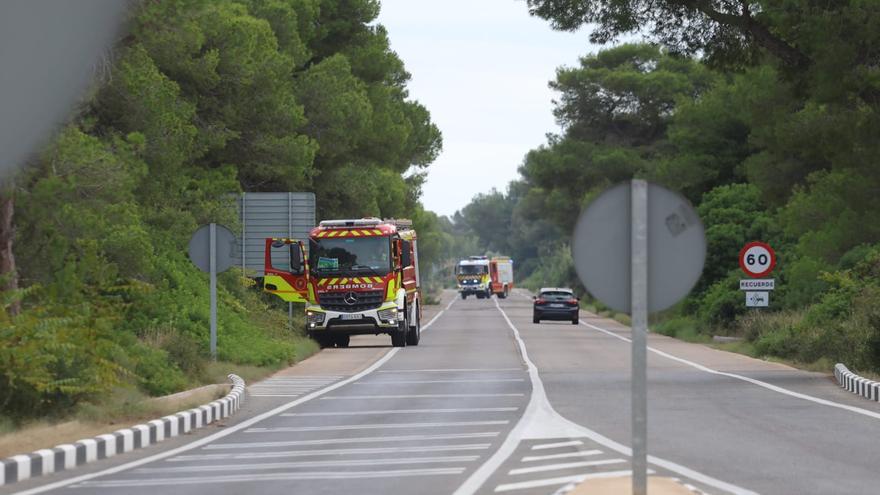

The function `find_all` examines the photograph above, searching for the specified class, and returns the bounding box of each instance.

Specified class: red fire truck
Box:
[262,218,422,348]
[489,256,514,298]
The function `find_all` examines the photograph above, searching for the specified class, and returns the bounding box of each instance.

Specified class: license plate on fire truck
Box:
[340,314,363,320]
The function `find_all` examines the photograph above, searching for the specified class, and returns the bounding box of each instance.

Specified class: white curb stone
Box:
[0,374,245,486]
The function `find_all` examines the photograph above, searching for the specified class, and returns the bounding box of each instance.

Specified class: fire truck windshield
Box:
[309,236,391,275]
[457,264,487,275]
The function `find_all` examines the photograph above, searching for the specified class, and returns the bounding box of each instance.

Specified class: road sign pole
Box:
[210,223,218,361]
[631,180,648,495]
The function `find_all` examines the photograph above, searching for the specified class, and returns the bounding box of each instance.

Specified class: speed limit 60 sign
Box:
[739,241,776,278]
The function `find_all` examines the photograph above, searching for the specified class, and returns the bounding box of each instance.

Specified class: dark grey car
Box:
[533,287,579,324]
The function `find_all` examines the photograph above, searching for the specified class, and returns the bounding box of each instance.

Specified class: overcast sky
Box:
[376,0,600,217]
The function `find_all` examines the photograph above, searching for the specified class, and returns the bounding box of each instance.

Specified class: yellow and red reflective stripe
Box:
[339,278,349,284]
[328,278,339,285]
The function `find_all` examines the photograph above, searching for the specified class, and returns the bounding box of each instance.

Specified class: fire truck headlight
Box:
[377,307,398,324]
[306,310,325,325]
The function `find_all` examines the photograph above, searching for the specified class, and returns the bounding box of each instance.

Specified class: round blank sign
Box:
[571,182,706,313]
[188,224,238,273]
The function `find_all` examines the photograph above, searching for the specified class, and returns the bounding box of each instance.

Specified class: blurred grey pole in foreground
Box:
[0,1,131,176]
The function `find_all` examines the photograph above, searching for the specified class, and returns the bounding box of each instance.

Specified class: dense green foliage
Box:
[455,1,880,371]
[2,0,442,420]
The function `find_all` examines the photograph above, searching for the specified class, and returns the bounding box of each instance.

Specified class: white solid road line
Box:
[581,318,880,422]
[508,458,625,476]
[136,455,480,473]
[73,468,468,488]
[522,450,603,462]
[355,378,525,384]
[494,470,640,493]
[14,297,456,495]
[203,432,501,450]
[531,440,584,450]
[244,420,510,433]
[452,298,759,495]
[168,444,493,462]
[321,393,525,399]
[282,407,519,416]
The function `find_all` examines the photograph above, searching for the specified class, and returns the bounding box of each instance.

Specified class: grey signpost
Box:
[631,180,648,494]
[572,180,706,495]
[188,223,238,360]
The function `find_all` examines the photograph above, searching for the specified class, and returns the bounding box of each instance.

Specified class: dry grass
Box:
[0,385,228,459]
[0,350,321,459]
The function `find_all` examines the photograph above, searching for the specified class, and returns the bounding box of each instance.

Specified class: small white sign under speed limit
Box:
[739,241,777,278]
[745,291,770,307]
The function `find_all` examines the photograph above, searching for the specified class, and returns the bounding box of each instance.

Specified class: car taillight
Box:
[536,298,546,304]
[567,298,578,305]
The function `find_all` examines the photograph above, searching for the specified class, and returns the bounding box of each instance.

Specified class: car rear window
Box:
[540,291,573,299]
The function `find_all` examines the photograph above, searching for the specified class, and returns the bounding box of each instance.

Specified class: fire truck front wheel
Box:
[406,302,421,346]
[391,312,409,348]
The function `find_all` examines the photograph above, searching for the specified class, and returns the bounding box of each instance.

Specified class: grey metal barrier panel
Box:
[238,192,316,275]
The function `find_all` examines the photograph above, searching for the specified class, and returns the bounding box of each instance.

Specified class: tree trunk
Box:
[0,183,19,316]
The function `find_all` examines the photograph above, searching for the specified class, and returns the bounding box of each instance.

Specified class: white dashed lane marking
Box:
[321,394,525,400]
[521,450,602,462]
[248,375,344,398]
[508,458,626,476]
[354,378,526,384]
[73,468,468,488]
[134,456,481,474]
[244,420,511,433]
[282,407,519,416]
[531,441,583,451]
[167,444,494,462]
[487,439,644,494]
[202,432,502,450]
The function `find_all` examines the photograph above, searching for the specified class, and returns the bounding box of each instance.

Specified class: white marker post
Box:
[630,180,648,495]
[209,223,218,360]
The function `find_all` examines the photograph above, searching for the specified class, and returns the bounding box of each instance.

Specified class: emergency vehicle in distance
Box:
[261,218,421,349]
[456,255,514,299]
[489,256,514,299]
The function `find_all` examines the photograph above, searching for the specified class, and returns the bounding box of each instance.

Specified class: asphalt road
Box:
[8,289,880,495]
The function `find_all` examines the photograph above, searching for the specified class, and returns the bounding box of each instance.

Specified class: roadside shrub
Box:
[738,309,804,343]
[697,272,744,328]
[653,315,704,342]
[131,345,188,396]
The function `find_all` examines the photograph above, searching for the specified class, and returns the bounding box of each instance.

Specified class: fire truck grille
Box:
[319,290,385,312]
